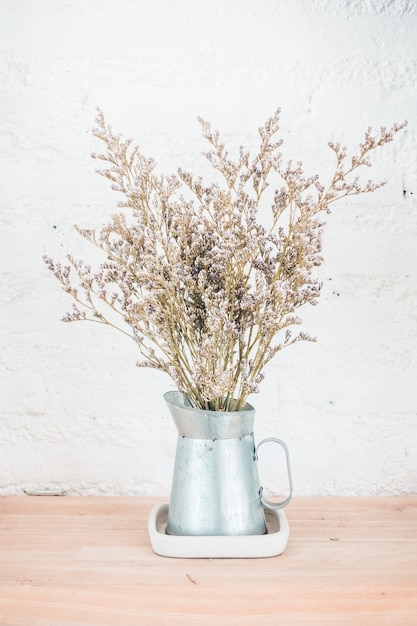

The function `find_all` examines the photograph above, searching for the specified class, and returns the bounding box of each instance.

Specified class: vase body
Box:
[164,390,268,536]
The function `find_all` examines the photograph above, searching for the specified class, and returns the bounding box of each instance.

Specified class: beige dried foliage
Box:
[44,109,406,411]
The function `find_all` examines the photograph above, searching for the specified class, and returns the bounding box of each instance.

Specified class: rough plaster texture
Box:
[0,0,416,497]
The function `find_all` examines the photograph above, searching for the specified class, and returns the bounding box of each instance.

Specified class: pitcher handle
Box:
[256,437,293,510]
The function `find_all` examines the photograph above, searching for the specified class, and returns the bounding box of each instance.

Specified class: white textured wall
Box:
[1,0,416,497]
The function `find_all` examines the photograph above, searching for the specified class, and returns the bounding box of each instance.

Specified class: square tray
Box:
[148,503,290,558]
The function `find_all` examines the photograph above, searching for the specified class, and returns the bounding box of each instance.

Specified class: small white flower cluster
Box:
[44,110,406,411]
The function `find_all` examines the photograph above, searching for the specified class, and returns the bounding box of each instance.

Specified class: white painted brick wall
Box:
[1,0,416,497]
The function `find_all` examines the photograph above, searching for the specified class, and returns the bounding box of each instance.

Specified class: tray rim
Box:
[148,503,290,559]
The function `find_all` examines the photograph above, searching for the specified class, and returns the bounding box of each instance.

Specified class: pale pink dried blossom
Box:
[44,109,406,411]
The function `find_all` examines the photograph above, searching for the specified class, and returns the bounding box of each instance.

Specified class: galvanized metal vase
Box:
[164,391,293,536]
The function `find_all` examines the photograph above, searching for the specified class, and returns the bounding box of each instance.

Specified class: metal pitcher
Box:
[164,391,293,536]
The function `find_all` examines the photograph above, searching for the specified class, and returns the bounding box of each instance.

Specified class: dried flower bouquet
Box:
[44,110,405,411]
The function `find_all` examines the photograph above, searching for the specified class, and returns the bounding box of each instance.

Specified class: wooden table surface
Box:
[0,496,416,625]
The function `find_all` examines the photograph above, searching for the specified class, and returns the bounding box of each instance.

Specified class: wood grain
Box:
[0,496,416,625]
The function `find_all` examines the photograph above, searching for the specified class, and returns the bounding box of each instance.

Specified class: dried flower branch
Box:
[44,109,406,411]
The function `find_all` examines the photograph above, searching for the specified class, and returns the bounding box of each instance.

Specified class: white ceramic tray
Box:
[148,503,290,558]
